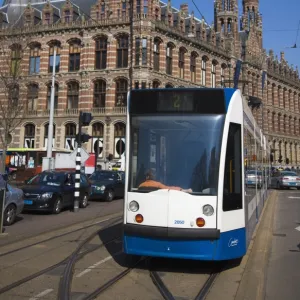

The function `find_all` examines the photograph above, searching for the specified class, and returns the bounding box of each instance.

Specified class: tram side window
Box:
[223,123,242,211]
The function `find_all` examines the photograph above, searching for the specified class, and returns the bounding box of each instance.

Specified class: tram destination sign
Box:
[130,89,226,114]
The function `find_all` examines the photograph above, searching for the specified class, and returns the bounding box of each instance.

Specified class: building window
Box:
[142,38,147,65]
[114,122,126,158]
[166,44,173,75]
[47,83,58,109]
[65,123,77,150]
[45,12,50,24]
[272,113,275,132]
[141,82,146,89]
[153,80,160,88]
[117,36,128,68]
[201,58,206,86]
[64,10,71,23]
[69,41,81,72]
[8,84,19,105]
[11,44,22,75]
[179,48,185,79]
[122,1,126,17]
[67,82,79,109]
[134,82,139,89]
[283,89,286,109]
[143,0,148,13]
[95,37,107,69]
[135,37,140,65]
[153,39,160,71]
[44,123,56,148]
[272,85,275,106]
[221,65,226,87]
[136,0,141,13]
[27,84,38,111]
[29,45,40,74]
[24,124,35,148]
[165,83,173,88]
[190,53,196,83]
[211,62,216,88]
[94,80,106,107]
[115,79,128,106]
[49,45,60,73]
[92,123,104,156]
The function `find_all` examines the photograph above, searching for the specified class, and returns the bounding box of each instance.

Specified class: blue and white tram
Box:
[123,88,270,261]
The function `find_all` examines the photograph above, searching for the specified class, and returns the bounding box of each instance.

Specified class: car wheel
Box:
[105,189,114,202]
[53,198,62,214]
[80,194,88,208]
[3,204,16,226]
[277,182,281,190]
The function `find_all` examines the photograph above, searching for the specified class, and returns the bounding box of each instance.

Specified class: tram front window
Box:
[129,115,225,195]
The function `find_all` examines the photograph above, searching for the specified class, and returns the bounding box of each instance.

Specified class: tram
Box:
[123,88,270,261]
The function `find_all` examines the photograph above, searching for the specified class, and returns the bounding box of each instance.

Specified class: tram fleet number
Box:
[174,220,185,224]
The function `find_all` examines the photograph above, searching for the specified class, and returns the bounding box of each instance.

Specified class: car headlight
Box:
[129,201,139,212]
[92,185,106,191]
[203,204,214,216]
[40,193,53,200]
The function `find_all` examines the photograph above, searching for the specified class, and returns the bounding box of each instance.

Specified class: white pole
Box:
[46,48,57,169]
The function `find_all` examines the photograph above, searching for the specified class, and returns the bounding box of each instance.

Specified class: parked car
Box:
[0,174,24,226]
[22,171,91,214]
[270,171,300,189]
[89,170,125,201]
[246,170,263,188]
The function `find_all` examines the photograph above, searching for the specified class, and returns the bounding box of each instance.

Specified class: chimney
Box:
[180,3,189,15]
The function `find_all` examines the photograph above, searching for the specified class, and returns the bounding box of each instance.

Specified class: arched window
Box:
[190,52,197,83]
[67,81,79,109]
[69,40,81,72]
[95,37,107,69]
[165,83,173,88]
[11,44,22,75]
[29,43,41,74]
[201,57,207,86]
[153,39,160,71]
[24,124,35,148]
[221,64,226,87]
[115,79,128,106]
[65,123,77,150]
[116,35,128,68]
[94,80,106,107]
[178,48,185,79]
[211,61,217,88]
[48,41,61,73]
[153,80,160,88]
[166,43,173,75]
[8,84,19,105]
[92,122,104,157]
[44,123,56,147]
[47,83,58,109]
[114,122,126,158]
[27,83,38,111]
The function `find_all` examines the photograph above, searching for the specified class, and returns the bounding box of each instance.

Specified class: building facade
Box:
[0,0,300,167]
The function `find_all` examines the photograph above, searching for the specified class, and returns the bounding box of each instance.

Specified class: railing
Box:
[25,107,127,117]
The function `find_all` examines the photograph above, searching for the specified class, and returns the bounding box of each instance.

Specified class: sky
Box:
[1,0,299,69]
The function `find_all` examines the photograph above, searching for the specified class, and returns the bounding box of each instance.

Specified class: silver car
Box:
[1,181,24,226]
[270,171,300,190]
[246,170,263,188]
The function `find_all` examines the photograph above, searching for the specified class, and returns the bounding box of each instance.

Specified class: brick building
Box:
[0,0,299,167]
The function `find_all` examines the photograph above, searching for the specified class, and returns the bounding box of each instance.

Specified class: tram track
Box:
[0,214,122,258]
[0,217,123,296]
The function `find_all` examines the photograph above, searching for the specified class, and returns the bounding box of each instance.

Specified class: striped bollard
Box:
[74,146,81,212]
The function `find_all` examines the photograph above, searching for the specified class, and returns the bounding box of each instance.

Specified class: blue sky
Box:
[1,0,299,69]
[172,0,300,69]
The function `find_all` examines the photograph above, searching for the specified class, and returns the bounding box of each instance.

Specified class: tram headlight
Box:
[129,201,139,212]
[203,204,214,216]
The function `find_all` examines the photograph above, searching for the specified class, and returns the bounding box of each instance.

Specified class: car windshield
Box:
[27,173,65,186]
[281,172,297,176]
[90,171,116,181]
[129,115,225,195]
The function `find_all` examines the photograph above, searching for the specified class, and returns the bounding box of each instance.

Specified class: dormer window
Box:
[25,14,31,26]
[65,10,71,23]
[45,12,50,25]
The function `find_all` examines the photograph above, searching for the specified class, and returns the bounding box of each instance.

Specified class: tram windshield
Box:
[129,115,225,195]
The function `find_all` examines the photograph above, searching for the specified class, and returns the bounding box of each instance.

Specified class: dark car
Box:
[89,170,125,201]
[22,171,91,214]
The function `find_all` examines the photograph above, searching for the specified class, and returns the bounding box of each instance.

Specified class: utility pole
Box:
[45,48,56,170]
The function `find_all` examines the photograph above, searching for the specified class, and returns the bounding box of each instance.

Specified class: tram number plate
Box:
[174,220,185,224]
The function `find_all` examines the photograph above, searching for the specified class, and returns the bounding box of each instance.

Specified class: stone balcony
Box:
[25,106,127,118]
